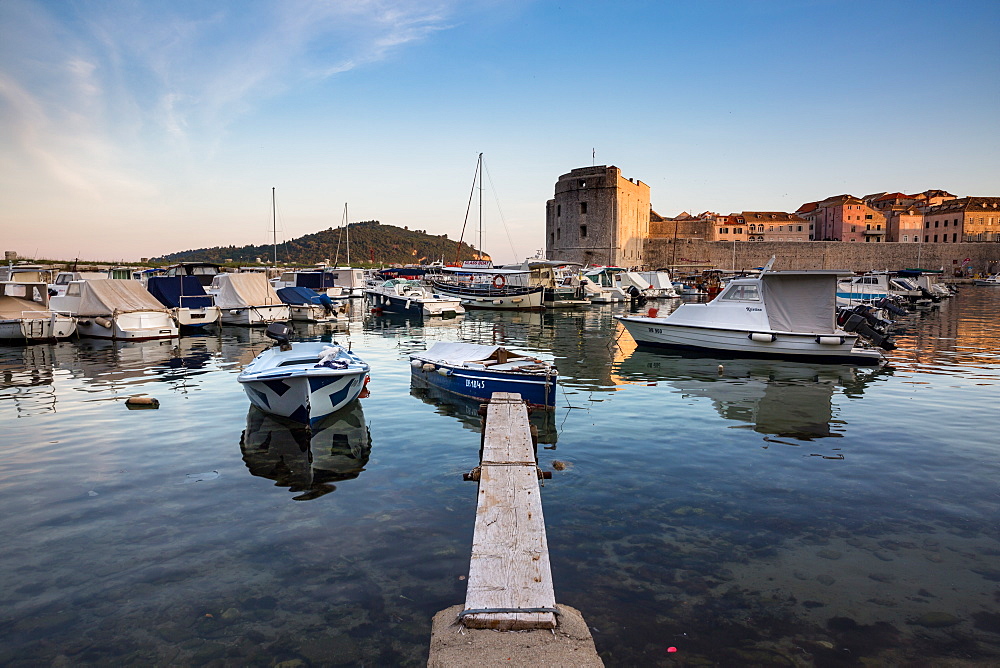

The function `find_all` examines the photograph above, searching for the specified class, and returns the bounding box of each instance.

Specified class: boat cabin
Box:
[165,262,223,287]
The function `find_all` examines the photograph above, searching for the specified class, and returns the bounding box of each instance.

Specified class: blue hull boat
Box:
[409,342,557,409]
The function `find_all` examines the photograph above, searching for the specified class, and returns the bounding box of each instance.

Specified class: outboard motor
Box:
[626,285,647,308]
[265,322,293,351]
[316,293,336,314]
[842,314,896,351]
[874,297,908,317]
[919,287,940,303]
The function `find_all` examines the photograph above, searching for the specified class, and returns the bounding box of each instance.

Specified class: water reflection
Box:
[0,345,58,416]
[240,403,371,500]
[409,382,558,445]
[615,349,889,440]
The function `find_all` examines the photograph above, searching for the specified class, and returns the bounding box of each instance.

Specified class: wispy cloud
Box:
[0,0,456,200]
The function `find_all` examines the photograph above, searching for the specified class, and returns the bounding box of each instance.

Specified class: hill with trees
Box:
[153,221,488,266]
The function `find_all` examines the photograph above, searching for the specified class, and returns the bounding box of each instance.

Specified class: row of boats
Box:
[239,258,965,428]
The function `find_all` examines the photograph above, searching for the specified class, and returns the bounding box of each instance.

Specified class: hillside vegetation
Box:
[153,221,488,266]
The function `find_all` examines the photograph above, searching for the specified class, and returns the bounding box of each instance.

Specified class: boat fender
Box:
[492,299,504,305]
[95,317,113,329]
[410,359,423,368]
[422,363,436,372]
[125,396,159,409]
[647,307,659,318]
[79,319,91,327]
[815,335,845,345]
[437,368,453,377]
[748,332,776,343]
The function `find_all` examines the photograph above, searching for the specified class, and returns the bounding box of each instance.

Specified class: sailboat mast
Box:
[345,203,350,266]
[272,187,277,267]
[478,153,483,260]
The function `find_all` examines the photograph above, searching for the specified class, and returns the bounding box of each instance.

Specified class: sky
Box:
[1,0,998,264]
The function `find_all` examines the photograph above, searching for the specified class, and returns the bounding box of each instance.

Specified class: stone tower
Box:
[545,166,650,267]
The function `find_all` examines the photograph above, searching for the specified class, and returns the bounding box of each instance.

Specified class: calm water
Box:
[1,290,998,666]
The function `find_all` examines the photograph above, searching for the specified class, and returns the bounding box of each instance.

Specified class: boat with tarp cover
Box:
[210,273,290,326]
[146,276,221,328]
[276,286,344,322]
[0,281,77,342]
[409,341,557,408]
[49,279,178,340]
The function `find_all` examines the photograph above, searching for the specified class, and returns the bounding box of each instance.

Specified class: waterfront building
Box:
[799,195,885,242]
[545,166,649,267]
[740,212,811,242]
[922,196,1000,243]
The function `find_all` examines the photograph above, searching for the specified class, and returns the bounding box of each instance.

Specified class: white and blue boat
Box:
[238,323,369,426]
[276,286,345,322]
[409,342,557,409]
[146,276,221,329]
[364,278,465,317]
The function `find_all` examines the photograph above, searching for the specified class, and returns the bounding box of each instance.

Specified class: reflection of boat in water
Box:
[409,381,557,445]
[240,404,371,500]
[615,349,887,440]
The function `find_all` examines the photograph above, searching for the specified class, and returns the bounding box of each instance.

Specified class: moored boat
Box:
[49,279,178,340]
[409,341,557,408]
[210,273,290,325]
[0,281,77,342]
[429,267,544,310]
[238,323,370,426]
[974,273,1000,286]
[146,276,221,328]
[365,278,465,316]
[617,263,892,365]
[276,286,345,322]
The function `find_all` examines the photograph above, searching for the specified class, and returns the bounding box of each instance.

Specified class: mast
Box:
[478,153,483,260]
[272,187,277,267]
[345,202,350,266]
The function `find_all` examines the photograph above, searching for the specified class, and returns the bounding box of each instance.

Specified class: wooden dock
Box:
[462,392,557,630]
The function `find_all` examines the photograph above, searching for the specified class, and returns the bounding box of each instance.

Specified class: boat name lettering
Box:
[465,379,486,389]
[745,307,763,312]
[648,327,663,334]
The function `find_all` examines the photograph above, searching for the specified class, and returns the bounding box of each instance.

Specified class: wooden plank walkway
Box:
[462,392,557,630]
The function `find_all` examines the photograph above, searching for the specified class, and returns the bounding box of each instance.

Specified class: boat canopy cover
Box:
[147,276,213,308]
[419,342,509,365]
[77,280,166,315]
[760,274,836,334]
[214,273,281,309]
[276,286,327,306]
[291,272,337,290]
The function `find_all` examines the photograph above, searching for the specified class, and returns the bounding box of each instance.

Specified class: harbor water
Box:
[1,290,998,666]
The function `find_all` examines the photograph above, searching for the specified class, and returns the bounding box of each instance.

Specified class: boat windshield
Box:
[720,284,760,301]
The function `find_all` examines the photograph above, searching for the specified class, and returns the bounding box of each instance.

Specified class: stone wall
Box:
[645,239,1000,275]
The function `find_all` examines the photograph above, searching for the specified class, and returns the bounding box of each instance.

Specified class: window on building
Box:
[953,233,957,242]
[556,228,561,240]
[852,225,856,232]
[935,221,939,227]
[865,214,873,220]
[556,204,561,217]
[934,234,938,242]
[580,202,587,214]
[580,225,587,238]
[903,235,909,242]
[550,233,555,245]
[578,180,586,188]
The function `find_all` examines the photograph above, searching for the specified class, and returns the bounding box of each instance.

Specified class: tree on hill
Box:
[152,221,490,266]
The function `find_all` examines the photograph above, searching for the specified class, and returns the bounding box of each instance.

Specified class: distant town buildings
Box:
[544,165,998,267]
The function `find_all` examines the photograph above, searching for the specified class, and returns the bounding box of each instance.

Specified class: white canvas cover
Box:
[214,273,281,309]
[77,280,167,315]
[419,342,503,365]
[761,274,837,334]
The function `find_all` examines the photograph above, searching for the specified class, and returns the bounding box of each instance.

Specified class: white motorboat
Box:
[365,278,465,316]
[210,273,290,326]
[635,270,680,299]
[238,323,370,426]
[617,262,893,365]
[276,286,346,322]
[146,276,221,328]
[48,271,106,298]
[974,273,1000,286]
[49,280,178,340]
[581,267,628,303]
[0,281,77,342]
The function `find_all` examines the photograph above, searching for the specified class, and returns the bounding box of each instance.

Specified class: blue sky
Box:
[2,0,998,263]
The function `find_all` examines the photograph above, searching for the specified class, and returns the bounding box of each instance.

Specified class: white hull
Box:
[174,306,221,328]
[77,311,179,340]
[238,341,369,425]
[219,304,290,326]
[0,313,77,341]
[289,304,342,322]
[618,317,882,364]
